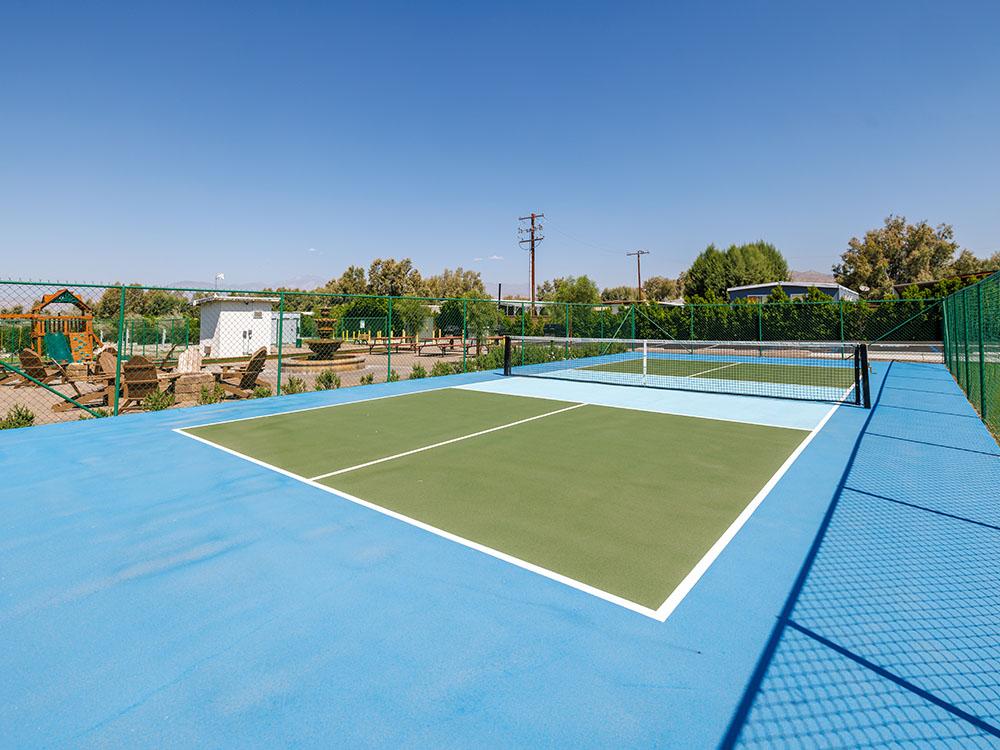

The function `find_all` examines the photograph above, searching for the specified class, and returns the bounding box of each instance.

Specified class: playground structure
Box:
[0,289,101,362]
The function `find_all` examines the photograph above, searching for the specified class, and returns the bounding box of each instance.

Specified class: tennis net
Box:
[503,336,870,407]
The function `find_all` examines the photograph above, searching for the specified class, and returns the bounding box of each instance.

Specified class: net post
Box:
[642,340,647,385]
[503,335,512,376]
[860,344,871,408]
[853,345,861,405]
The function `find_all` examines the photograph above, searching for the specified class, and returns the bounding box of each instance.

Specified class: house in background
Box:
[726,281,860,302]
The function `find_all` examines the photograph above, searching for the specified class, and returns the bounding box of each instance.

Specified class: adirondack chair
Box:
[217,347,268,398]
[3,349,81,393]
[117,355,163,412]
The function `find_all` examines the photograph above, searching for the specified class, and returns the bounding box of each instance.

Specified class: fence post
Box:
[276,292,285,395]
[963,290,971,396]
[387,296,393,380]
[757,303,763,342]
[462,297,467,373]
[689,305,695,340]
[839,300,845,344]
[630,305,636,340]
[565,302,570,338]
[941,302,950,372]
[977,284,987,420]
[113,285,126,416]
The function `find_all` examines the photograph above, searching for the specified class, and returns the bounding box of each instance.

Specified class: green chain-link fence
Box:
[0,278,945,430]
[943,271,999,438]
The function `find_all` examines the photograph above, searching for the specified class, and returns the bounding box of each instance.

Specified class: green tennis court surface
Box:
[585,355,858,387]
[185,388,808,611]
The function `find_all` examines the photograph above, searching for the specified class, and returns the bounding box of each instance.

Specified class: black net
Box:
[505,336,866,405]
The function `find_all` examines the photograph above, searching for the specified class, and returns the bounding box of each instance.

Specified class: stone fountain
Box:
[285,307,364,372]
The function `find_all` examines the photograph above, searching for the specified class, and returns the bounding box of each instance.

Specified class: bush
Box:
[199,384,226,404]
[0,404,35,429]
[283,376,307,394]
[143,390,175,411]
[359,372,374,385]
[387,369,400,383]
[78,407,111,420]
[315,369,341,390]
[430,360,461,377]
[251,384,272,399]
[408,363,427,379]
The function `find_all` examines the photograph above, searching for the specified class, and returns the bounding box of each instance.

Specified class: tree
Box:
[390,298,430,334]
[141,289,190,316]
[367,258,423,296]
[325,265,367,295]
[601,285,635,301]
[833,215,959,298]
[422,267,486,298]
[537,276,600,304]
[950,249,1000,276]
[683,245,729,301]
[642,276,680,301]
[725,241,789,289]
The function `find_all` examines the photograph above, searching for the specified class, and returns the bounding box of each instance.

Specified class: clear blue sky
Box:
[2,1,998,293]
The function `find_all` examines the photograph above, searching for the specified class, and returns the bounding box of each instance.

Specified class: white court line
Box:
[173,425,662,620]
[309,402,586,481]
[686,361,742,378]
[176,381,457,431]
[174,393,843,622]
[652,399,841,621]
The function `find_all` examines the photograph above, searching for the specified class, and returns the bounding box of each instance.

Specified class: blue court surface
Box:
[2,362,998,747]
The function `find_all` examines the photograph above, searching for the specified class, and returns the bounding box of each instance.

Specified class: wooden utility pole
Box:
[518,212,544,315]
[627,250,650,300]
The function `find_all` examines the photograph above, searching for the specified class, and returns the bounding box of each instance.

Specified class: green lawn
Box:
[585,355,856,387]
[187,388,808,610]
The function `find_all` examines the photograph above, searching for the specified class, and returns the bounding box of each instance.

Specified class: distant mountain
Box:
[790,270,836,283]
[167,275,327,292]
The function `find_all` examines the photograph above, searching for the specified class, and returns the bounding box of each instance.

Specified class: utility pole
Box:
[518,212,544,315]
[627,250,650,301]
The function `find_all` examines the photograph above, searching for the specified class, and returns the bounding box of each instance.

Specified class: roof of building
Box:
[726,281,857,294]
[193,294,279,306]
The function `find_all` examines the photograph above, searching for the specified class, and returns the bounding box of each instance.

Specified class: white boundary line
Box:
[652,399,841,620]
[174,425,662,620]
[176,381,457,431]
[173,393,841,622]
[309,403,586,480]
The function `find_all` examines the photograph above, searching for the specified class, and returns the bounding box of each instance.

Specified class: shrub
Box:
[143,390,175,411]
[283,376,307,394]
[408,363,427,379]
[430,360,460,377]
[315,369,341,390]
[387,369,400,383]
[0,404,35,429]
[199,384,225,404]
[251,384,272,399]
[359,372,375,385]
[78,407,111,420]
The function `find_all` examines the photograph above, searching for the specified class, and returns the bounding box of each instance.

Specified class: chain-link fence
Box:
[0,279,943,430]
[943,271,1000,438]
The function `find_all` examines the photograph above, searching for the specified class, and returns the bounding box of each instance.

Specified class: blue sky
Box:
[2,1,998,293]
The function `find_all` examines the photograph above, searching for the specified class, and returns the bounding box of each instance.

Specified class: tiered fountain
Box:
[285,307,364,372]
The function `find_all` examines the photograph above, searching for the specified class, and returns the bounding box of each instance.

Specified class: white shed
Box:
[195,295,278,358]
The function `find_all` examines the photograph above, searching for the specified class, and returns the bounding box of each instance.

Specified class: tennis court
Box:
[3,337,998,748]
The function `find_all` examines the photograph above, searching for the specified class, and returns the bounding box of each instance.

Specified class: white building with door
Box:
[195,295,278,358]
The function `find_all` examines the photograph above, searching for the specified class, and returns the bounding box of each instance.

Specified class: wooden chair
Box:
[218,347,268,398]
[117,355,162,412]
[3,349,82,393]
